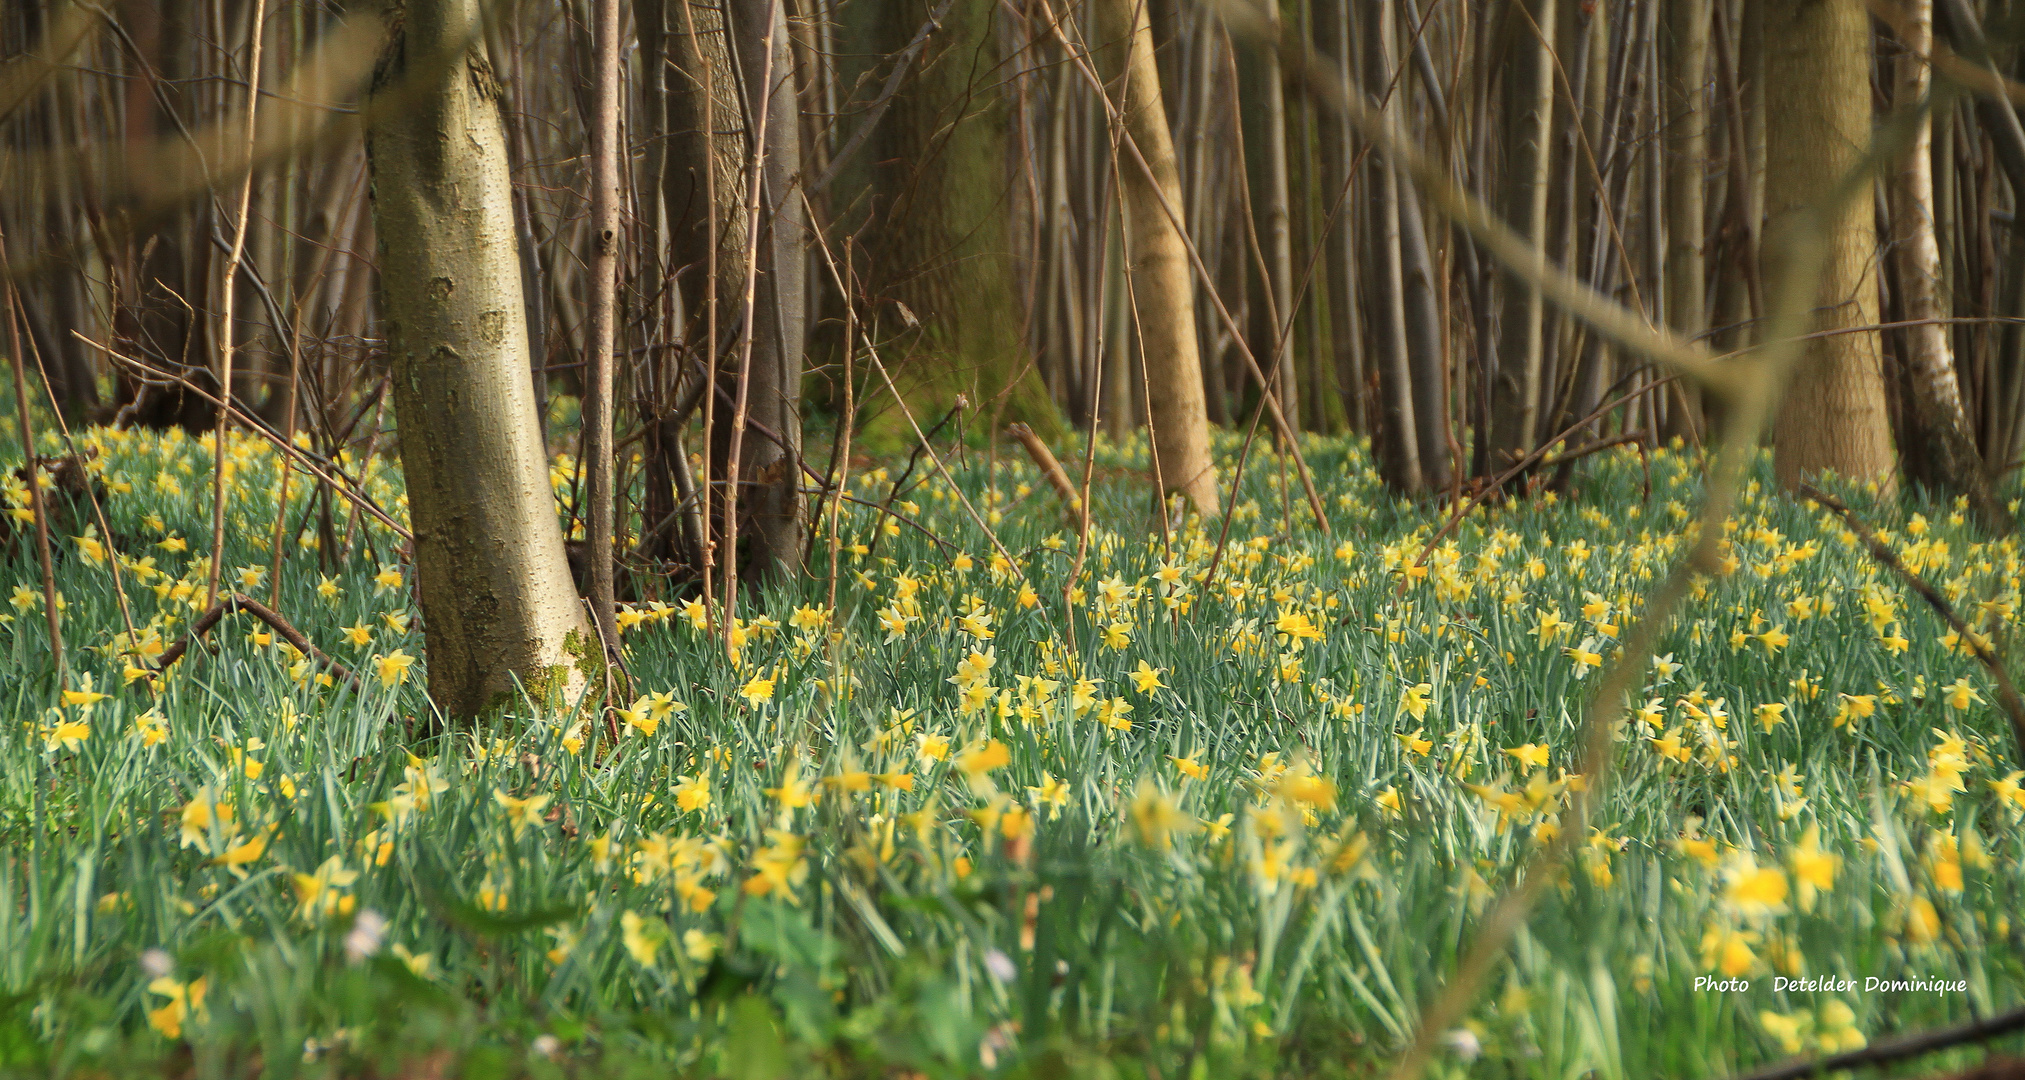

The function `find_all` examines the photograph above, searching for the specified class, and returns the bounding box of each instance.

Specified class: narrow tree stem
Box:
[2,232,62,678]
[720,0,783,656]
[585,0,623,662]
[207,0,270,611]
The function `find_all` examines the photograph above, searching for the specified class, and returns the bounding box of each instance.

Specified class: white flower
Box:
[1444,1028,1482,1062]
[139,948,175,980]
[344,909,388,963]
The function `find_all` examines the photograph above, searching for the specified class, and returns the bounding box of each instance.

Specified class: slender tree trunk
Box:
[1663,0,1708,442]
[366,0,592,718]
[1766,0,1897,492]
[1487,0,1556,472]
[1247,0,1298,429]
[655,0,744,587]
[727,0,808,576]
[1096,0,1218,512]
[1315,0,1360,436]
[584,0,622,653]
[1889,0,2006,526]
[1362,0,1420,491]
[1399,149,1451,489]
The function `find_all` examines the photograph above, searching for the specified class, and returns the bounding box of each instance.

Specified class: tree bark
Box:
[1766,0,1897,492]
[1398,152,1451,490]
[1095,0,1218,513]
[584,0,622,653]
[366,0,592,718]
[1256,0,1297,431]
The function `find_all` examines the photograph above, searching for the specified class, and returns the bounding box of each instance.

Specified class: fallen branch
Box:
[1801,483,2025,760]
[1724,1006,2025,1080]
[1007,422,1083,527]
[152,593,363,693]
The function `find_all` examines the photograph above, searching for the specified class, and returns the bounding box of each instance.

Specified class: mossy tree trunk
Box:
[854,0,1063,445]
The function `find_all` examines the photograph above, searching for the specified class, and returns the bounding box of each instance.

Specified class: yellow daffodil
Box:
[493,789,552,840]
[375,650,417,687]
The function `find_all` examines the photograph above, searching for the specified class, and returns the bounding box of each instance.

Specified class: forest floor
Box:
[1,418,2022,1079]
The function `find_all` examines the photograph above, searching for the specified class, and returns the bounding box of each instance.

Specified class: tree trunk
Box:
[1244,0,1298,429]
[1889,0,2006,527]
[366,0,592,718]
[1362,0,1421,492]
[1766,0,1896,492]
[1487,0,1556,472]
[584,0,622,654]
[1663,0,1708,442]
[1399,156,1451,490]
[1096,0,1218,513]
[1315,0,1362,437]
[726,0,808,577]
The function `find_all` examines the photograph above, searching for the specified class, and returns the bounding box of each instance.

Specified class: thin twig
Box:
[830,494,957,552]
[822,239,857,617]
[206,0,270,612]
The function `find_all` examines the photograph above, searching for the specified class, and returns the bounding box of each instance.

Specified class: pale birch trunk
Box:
[1890,0,2005,526]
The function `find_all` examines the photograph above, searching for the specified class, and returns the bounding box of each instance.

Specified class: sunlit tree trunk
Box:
[1766,0,1896,492]
[366,0,591,718]
[1095,0,1218,513]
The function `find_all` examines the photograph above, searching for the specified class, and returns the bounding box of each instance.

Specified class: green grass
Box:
[1,415,2022,1079]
